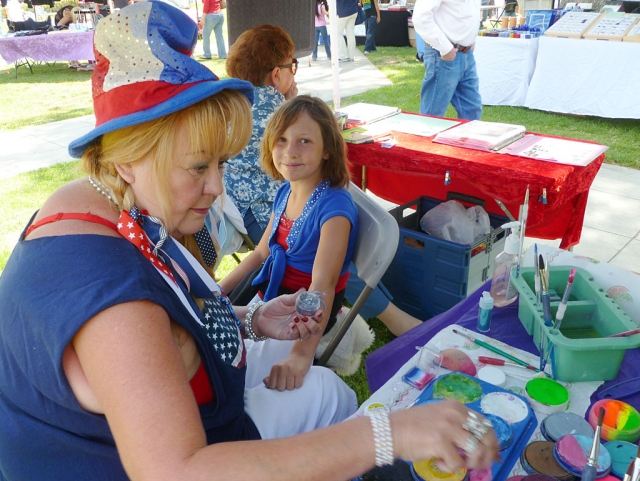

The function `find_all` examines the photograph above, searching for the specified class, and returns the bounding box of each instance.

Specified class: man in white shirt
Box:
[413,0,483,120]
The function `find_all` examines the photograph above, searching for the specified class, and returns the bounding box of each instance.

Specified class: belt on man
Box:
[453,43,471,53]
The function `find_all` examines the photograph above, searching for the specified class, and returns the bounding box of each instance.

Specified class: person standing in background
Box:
[199,0,226,60]
[312,0,331,61]
[336,0,358,62]
[362,0,380,55]
[413,0,482,120]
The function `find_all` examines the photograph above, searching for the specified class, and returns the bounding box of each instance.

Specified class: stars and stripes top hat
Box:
[68,0,254,158]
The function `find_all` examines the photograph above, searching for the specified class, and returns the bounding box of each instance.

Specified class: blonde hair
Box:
[81,89,252,276]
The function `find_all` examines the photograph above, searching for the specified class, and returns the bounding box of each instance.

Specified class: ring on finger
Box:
[463,411,492,439]
[463,435,480,455]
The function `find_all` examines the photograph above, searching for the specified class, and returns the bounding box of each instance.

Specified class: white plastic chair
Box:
[317,182,399,366]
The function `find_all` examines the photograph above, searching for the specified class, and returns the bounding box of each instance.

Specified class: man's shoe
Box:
[364,50,370,55]
[338,58,350,62]
[198,55,212,60]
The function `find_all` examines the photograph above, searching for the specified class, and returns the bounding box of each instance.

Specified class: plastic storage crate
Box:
[511,266,640,382]
[381,196,508,320]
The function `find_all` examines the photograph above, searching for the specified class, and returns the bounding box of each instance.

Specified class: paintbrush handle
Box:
[582,465,597,481]
[608,327,640,338]
[472,338,531,368]
[541,293,553,327]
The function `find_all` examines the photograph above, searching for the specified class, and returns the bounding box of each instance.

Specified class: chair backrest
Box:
[348,182,399,290]
[316,183,399,367]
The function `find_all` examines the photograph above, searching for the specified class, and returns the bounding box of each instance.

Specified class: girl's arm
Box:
[218,214,273,293]
[72,305,497,481]
[263,215,352,391]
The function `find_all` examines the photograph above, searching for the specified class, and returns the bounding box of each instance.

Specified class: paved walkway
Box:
[1,53,639,271]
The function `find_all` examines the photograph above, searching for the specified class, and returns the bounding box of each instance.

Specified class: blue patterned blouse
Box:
[223,85,284,232]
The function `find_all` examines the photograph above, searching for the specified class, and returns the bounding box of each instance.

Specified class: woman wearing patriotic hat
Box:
[0,2,498,480]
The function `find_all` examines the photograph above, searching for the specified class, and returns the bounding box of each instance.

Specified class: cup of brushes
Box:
[510,264,640,382]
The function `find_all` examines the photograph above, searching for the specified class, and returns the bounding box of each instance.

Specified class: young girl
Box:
[312,0,331,61]
[220,95,359,391]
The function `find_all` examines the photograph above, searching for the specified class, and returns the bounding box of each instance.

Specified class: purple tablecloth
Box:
[0,31,95,64]
[366,280,640,409]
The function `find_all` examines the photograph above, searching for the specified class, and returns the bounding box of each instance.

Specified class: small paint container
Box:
[604,440,638,478]
[540,412,594,442]
[477,366,506,388]
[588,400,640,443]
[480,391,530,424]
[520,441,574,480]
[411,458,468,481]
[484,413,513,451]
[553,434,612,478]
[433,373,483,404]
[525,377,570,415]
[505,477,525,481]
[521,475,558,481]
[468,467,492,481]
[295,291,322,317]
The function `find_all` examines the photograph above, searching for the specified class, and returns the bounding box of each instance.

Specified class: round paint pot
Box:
[525,378,570,415]
[520,441,574,480]
[553,434,612,478]
[604,440,638,478]
[484,414,513,451]
[433,373,483,404]
[411,458,468,481]
[540,412,595,442]
[480,391,530,424]
[468,468,492,481]
[521,475,558,481]
[477,366,506,388]
[588,400,640,443]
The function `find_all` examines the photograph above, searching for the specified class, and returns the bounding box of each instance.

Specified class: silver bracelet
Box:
[369,410,394,467]
[244,301,267,342]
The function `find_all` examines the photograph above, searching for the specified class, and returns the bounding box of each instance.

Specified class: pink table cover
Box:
[0,31,95,65]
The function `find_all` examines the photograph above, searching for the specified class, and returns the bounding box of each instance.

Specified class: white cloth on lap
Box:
[244,339,358,439]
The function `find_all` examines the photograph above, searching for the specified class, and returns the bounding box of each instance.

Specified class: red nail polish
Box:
[302,317,309,322]
[294,316,300,323]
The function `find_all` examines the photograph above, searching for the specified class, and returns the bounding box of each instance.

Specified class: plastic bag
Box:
[419,200,490,244]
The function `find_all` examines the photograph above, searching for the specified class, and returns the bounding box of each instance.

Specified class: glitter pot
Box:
[295,291,322,317]
[520,441,574,480]
[484,414,513,451]
[553,434,612,478]
[411,458,468,481]
[540,412,594,442]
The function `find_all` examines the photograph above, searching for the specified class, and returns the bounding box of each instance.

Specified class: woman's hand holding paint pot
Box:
[254,290,324,341]
[391,399,500,472]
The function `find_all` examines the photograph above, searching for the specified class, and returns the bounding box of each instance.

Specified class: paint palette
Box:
[413,373,538,481]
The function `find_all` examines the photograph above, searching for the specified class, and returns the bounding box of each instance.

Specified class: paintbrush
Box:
[539,255,553,327]
[607,327,640,338]
[554,268,576,331]
[516,186,529,278]
[582,407,605,481]
[478,356,551,378]
[534,244,541,305]
[623,459,635,481]
[631,443,640,481]
[452,329,536,369]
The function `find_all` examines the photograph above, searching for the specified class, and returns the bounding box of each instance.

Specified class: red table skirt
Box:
[347,132,604,249]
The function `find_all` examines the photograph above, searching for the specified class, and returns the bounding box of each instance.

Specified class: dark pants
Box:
[364,15,377,52]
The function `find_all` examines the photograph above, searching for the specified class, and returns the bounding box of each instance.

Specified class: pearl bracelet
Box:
[244,301,267,342]
[369,410,395,467]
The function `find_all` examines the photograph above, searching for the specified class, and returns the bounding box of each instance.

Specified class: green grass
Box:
[1,45,639,403]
